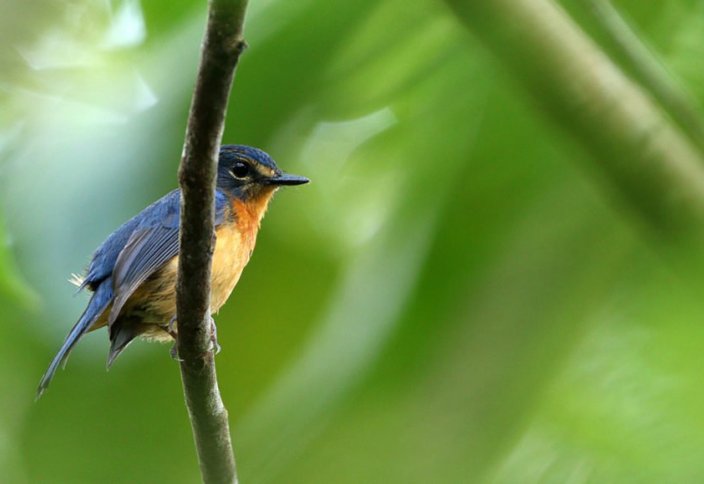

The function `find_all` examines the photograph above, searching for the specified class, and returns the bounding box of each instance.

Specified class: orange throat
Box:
[232,187,276,236]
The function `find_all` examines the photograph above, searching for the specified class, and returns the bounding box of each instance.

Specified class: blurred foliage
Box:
[2,0,704,482]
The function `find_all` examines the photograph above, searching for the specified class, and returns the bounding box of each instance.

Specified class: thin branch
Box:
[444,0,704,244]
[176,1,248,483]
[584,0,704,153]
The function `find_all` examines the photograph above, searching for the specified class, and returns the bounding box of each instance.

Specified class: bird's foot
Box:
[169,342,183,362]
[167,316,178,337]
[166,316,183,361]
[209,318,221,356]
[167,317,219,360]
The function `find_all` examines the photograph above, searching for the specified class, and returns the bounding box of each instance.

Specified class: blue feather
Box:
[36,279,114,398]
[39,189,230,396]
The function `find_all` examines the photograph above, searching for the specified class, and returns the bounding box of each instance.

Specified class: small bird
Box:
[37,145,308,396]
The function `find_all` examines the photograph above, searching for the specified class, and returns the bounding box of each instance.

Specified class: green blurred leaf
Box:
[0,219,36,308]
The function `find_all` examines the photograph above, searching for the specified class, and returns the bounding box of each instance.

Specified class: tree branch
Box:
[584,0,704,154]
[176,1,248,483]
[443,0,704,244]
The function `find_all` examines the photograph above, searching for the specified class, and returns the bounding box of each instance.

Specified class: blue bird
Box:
[37,145,308,396]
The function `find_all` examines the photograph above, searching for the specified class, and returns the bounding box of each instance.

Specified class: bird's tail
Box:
[106,323,139,369]
[36,282,112,398]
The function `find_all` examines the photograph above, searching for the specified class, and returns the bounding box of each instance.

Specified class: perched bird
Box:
[37,145,308,396]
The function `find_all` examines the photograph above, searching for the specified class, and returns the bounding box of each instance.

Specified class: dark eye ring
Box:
[232,161,250,178]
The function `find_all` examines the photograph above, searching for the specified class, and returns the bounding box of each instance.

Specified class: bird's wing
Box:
[108,226,180,324]
[107,190,230,325]
[80,190,181,291]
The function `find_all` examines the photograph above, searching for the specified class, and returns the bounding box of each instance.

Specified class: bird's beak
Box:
[266,172,310,186]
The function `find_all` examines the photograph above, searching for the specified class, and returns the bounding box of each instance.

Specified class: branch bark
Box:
[443,0,704,245]
[176,1,248,483]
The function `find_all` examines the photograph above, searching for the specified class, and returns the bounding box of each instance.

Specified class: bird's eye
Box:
[232,161,250,179]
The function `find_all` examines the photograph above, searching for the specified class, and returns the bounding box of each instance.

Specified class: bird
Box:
[37,145,309,397]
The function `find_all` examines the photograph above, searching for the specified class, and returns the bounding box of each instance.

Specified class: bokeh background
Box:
[2,0,704,482]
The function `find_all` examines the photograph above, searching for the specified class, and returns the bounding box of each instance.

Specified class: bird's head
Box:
[217,145,309,202]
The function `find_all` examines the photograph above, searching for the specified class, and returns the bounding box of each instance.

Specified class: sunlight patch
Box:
[102,0,146,49]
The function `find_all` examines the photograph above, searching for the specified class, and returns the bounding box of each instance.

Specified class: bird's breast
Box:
[210,215,258,312]
[112,197,268,330]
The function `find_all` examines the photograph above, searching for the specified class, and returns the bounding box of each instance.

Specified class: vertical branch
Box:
[176,0,248,483]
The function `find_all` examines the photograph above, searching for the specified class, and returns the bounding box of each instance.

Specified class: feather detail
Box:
[68,272,85,288]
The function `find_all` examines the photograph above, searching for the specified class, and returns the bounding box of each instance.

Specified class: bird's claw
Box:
[166,316,183,361]
[167,317,220,360]
[169,343,183,362]
[209,318,221,355]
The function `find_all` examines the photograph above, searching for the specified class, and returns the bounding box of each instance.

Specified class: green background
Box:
[2,0,704,482]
